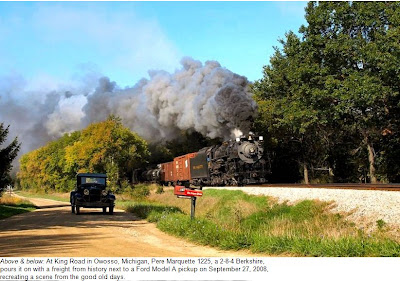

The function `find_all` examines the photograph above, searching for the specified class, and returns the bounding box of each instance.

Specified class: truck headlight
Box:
[102,190,108,196]
[259,136,263,141]
[84,189,89,195]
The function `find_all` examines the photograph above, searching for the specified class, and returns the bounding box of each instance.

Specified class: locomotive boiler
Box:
[133,133,268,187]
[190,133,267,186]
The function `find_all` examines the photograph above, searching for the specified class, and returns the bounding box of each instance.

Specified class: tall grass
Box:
[123,188,400,257]
[0,195,36,219]
[121,184,151,200]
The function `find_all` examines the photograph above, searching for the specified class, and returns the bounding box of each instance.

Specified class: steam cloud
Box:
[0,57,257,168]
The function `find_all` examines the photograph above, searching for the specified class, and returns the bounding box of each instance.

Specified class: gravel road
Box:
[0,196,257,257]
[206,186,400,232]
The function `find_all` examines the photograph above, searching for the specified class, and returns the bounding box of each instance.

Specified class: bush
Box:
[129,184,150,200]
[155,185,164,194]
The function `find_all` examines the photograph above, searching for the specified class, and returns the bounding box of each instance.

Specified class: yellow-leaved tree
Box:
[18,116,149,192]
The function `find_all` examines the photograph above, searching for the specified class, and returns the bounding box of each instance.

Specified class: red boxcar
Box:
[160,161,174,185]
[173,153,197,183]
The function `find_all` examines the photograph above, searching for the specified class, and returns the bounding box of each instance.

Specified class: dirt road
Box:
[0,197,256,257]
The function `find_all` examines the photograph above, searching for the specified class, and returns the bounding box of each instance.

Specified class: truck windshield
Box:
[81,177,106,185]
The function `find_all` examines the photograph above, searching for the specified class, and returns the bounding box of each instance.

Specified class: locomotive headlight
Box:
[84,189,89,195]
[259,136,263,141]
[235,137,240,142]
[102,190,108,196]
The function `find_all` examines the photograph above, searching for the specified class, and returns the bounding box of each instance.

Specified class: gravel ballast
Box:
[205,186,400,231]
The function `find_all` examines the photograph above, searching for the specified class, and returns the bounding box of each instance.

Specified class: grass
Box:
[0,195,37,220]
[16,190,70,202]
[122,188,400,257]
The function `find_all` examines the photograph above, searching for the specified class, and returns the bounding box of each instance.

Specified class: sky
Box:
[0,1,308,88]
[0,1,309,166]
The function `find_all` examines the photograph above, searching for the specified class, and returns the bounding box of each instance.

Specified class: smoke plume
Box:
[0,57,257,168]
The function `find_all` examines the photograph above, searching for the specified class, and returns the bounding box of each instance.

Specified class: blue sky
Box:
[0,1,307,88]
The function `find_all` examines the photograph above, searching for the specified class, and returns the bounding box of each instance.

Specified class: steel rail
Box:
[253,183,400,191]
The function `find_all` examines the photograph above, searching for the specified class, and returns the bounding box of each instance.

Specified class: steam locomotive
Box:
[134,133,268,187]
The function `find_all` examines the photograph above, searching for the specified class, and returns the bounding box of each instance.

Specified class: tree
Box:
[18,131,81,192]
[0,123,20,193]
[18,116,150,193]
[254,1,400,183]
[165,130,221,159]
[253,31,335,184]
[64,116,150,190]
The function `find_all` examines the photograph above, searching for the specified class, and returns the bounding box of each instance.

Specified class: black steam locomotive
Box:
[190,133,267,186]
[134,133,269,187]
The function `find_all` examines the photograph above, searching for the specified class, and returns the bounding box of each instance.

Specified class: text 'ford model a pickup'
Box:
[70,173,115,215]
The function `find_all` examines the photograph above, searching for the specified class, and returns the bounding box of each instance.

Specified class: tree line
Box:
[253,2,400,183]
[14,118,217,193]
[17,116,149,192]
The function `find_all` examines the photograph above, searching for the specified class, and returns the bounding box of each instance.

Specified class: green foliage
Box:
[18,117,150,193]
[376,219,387,231]
[0,123,20,194]
[165,131,221,159]
[254,1,400,183]
[147,143,173,166]
[123,184,151,200]
[145,131,217,167]
[125,202,182,220]
[155,185,164,194]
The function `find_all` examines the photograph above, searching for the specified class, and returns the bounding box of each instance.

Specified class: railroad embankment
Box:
[212,186,400,232]
[122,187,400,257]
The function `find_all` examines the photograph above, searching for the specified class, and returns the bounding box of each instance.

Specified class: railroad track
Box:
[256,183,400,191]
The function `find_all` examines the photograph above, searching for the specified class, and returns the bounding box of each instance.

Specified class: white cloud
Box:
[31,4,181,79]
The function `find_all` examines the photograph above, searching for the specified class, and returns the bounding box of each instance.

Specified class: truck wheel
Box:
[76,206,80,215]
[109,206,114,215]
[71,205,75,214]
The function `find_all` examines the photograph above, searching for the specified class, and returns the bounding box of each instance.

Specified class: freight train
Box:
[133,133,269,187]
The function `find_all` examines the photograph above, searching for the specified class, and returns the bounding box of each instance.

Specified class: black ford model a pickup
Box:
[70,173,115,215]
